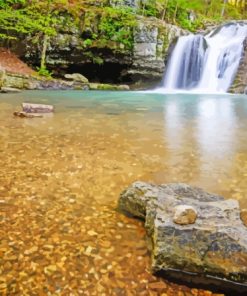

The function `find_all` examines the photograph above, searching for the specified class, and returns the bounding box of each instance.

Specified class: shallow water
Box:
[0,90,247,295]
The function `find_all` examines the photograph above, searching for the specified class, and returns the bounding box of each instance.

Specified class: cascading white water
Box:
[161,22,247,93]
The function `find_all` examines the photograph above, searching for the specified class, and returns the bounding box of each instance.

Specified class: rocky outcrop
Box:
[230,36,247,94]
[119,181,247,293]
[5,14,184,87]
[0,69,129,91]
[0,70,89,90]
[125,18,184,86]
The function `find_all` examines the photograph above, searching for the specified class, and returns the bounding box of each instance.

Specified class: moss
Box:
[89,83,129,91]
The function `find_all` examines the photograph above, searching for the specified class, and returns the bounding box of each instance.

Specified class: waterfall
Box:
[161,22,247,93]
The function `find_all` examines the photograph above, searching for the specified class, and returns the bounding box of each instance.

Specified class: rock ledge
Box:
[118,181,247,292]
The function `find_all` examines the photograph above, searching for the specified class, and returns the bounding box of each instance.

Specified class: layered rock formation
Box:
[126,18,183,86]
[0,69,129,91]
[5,10,184,87]
[119,181,247,293]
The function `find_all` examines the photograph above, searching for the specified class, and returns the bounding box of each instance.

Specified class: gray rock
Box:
[119,181,247,291]
[126,19,186,86]
[64,73,89,83]
[110,0,139,9]
[0,72,90,91]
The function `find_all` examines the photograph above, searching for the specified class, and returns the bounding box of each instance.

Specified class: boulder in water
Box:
[119,181,247,292]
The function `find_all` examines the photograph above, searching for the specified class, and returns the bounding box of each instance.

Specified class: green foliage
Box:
[84,51,104,65]
[83,38,93,47]
[141,0,246,31]
[139,1,158,17]
[0,0,246,64]
[98,7,136,49]
[37,66,53,78]
[92,56,104,65]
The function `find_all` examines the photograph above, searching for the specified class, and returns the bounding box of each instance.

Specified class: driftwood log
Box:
[13,111,43,118]
[22,103,54,113]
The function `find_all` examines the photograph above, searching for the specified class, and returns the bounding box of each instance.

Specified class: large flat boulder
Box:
[118,182,247,292]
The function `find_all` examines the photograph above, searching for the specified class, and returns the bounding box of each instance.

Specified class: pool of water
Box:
[0,90,247,295]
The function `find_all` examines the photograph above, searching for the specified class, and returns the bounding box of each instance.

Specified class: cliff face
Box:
[5,9,184,87]
[126,18,183,86]
[230,37,247,94]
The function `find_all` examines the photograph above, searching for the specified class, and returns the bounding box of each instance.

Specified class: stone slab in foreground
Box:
[22,103,54,113]
[118,182,247,292]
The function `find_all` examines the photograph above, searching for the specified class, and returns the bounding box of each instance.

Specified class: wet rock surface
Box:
[0,71,130,91]
[230,35,247,94]
[119,182,247,292]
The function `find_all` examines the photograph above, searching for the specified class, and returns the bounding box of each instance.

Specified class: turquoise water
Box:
[0,90,247,295]
[1,90,247,205]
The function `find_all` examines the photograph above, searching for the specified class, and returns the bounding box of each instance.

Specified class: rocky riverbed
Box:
[1,91,247,295]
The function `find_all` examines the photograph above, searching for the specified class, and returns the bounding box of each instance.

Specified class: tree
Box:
[0,0,70,75]
[0,0,40,40]
[221,0,228,17]
[23,0,70,74]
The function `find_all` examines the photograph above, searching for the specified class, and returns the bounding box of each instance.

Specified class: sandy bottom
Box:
[1,91,246,295]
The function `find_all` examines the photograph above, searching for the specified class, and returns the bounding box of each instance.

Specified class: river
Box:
[0,90,247,295]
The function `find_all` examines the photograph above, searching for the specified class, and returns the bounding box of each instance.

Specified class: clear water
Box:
[1,90,247,295]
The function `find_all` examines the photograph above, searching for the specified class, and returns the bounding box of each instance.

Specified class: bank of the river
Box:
[0,48,130,92]
[0,70,130,92]
[1,90,247,295]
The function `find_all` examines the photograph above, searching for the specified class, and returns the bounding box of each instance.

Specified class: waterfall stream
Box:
[161,22,247,93]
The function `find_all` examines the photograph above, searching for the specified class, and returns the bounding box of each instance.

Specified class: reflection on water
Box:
[162,94,247,205]
[0,90,247,295]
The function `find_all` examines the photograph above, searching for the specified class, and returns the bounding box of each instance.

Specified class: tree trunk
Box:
[40,34,48,69]
[221,0,228,17]
[142,1,146,16]
[40,0,51,69]
[161,0,169,21]
[173,2,178,23]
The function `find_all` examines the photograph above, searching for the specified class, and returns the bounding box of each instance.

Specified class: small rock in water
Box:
[173,205,197,225]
